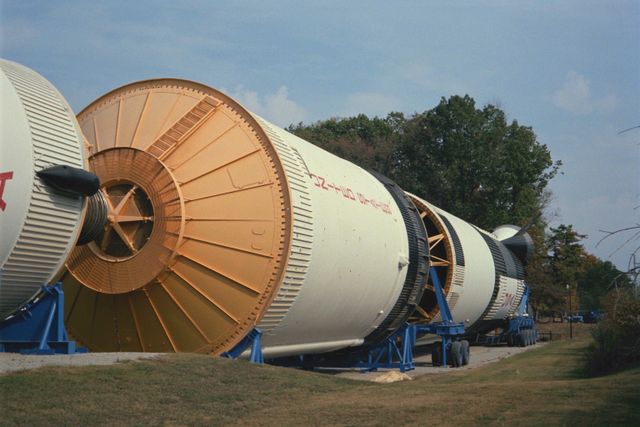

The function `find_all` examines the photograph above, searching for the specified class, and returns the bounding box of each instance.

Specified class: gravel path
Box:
[0,344,544,378]
[0,352,164,375]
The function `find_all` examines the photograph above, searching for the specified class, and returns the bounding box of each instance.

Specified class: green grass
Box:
[1,337,639,426]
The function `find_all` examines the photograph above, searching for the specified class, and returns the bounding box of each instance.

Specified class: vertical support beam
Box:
[431,266,453,322]
[401,325,415,371]
[249,329,264,364]
[37,299,56,353]
[54,283,67,341]
[222,327,264,364]
[441,337,448,367]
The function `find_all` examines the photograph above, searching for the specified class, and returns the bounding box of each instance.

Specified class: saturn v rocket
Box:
[0,60,532,358]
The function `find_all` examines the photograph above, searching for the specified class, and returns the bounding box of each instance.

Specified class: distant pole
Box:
[566,284,573,340]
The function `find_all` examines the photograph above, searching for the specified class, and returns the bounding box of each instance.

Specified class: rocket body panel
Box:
[254,117,410,354]
[408,195,527,334]
[0,67,33,268]
[0,60,85,319]
[432,207,496,327]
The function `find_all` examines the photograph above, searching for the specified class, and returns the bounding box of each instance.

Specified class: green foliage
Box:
[548,224,588,287]
[528,224,590,316]
[525,223,560,317]
[586,289,640,376]
[578,257,632,310]
[289,95,560,231]
[287,114,398,175]
[395,96,560,229]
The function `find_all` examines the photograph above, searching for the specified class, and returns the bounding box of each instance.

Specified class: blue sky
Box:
[2,1,638,271]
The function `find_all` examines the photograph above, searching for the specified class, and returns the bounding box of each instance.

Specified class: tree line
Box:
[288,95,632,317]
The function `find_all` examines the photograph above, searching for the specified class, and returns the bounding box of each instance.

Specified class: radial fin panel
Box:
[163,109,235,170]
[115,93,148,148]
[145,283,207,352]
[184,220,276,258]
[171,125,259,184]
[128,290,175,352]
[162,272,237,348]
[171,255,263,315]
[92,101,119,150]
[111,293,144,352]
[63,79,291,355]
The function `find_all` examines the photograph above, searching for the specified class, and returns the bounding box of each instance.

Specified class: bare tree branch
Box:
[596,225,640,247]
[617,124,640,135]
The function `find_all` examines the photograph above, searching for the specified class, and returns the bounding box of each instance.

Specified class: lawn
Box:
[1,336,638,426]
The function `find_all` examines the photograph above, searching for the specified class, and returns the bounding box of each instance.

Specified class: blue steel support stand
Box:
[504,286,534,338]
[221,328,264,364]
[0,283,86,354]
[413,267,465,367]
[356,323,417,372]
[349,266,465,371]
[474,285,535,345]
[516,285,530,316]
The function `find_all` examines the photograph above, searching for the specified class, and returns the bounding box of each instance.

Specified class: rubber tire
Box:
[451,341,463,367]
[461,340,470,366]
[517,332,526,347]
[431,346,442,367]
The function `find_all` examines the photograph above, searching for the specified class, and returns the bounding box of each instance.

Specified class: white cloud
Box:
[232,86,307,127]
[550,71,619,114]
[342,92,401,118]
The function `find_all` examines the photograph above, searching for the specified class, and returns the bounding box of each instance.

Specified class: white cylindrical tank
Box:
[407,194,527,333]
[492,224,520,241]
[0,60,86,319]
[253,119,428,357]
[61,79,428,356]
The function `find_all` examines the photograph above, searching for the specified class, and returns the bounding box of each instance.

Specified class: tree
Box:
[290,95,560,231]
[290,96,567,314]
[597,223,640,297]
[392,96,560,229]
[545,224,589,316]
[578,256,632,310]
[287,114,399,175]
[526,223,559,319]
[586,288,640,375]
[548,225,587,284]
[585,208,640,375]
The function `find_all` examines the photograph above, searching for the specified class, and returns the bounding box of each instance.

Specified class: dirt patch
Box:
[372,370,413,383]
